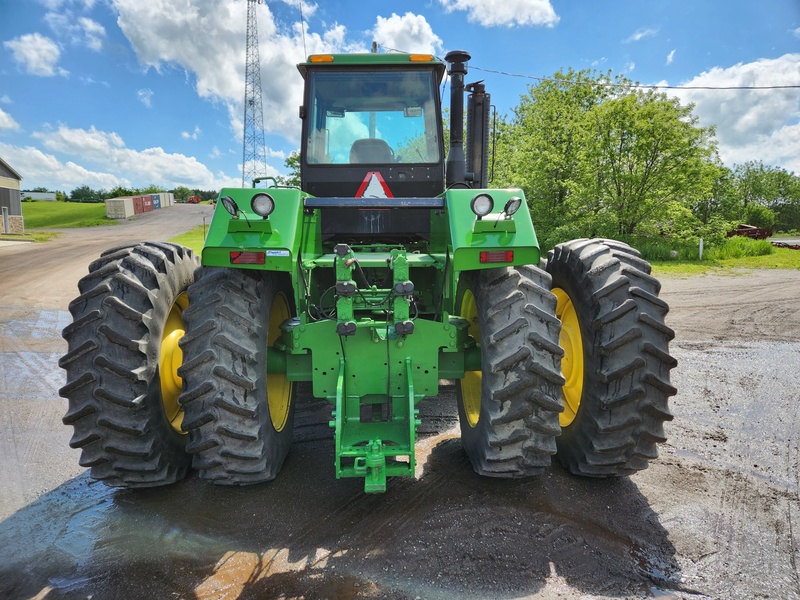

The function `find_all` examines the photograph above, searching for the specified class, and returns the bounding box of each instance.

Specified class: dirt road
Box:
[0,216,798,599]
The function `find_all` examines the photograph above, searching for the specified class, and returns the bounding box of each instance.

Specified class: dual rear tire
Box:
[457,239,677,478]
[60,245,295,487]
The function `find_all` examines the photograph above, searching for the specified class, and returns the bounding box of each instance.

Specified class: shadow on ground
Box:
[0,394,681,600]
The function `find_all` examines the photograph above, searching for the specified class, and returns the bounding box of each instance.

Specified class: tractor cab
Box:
[298,54,447,242]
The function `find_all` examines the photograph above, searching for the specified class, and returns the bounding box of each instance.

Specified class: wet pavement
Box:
[1,224,799,599]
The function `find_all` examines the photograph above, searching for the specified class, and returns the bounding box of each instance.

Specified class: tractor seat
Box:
[349,138,394,164]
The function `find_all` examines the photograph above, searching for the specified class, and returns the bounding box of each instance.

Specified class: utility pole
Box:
[242,0,267,187]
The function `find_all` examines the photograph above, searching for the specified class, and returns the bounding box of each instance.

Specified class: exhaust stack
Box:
[445,50,471,188]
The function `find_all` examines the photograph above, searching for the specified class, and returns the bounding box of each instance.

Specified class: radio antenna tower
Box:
[242,0,267,187]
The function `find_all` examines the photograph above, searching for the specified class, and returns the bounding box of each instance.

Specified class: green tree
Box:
[691,163,740,225]
[581,89,717,236]
[107,186,134,199]
[496,69,616,245]
[733,161,800,231]
[172,186,192,202]
[138,184,166,194]
[275,151,301,188]
[743,204,776,229]
[70,185,100,202]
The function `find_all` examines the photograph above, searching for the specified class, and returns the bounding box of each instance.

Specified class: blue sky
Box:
[1,0,799,194]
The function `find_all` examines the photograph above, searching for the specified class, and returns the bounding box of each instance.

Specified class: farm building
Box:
[20,191,57,201]
[0,156,24,234]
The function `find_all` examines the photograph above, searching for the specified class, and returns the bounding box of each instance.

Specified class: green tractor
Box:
[59,51,676,493]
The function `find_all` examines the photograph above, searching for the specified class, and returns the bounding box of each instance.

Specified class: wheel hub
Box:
[553,287,584,427]
[159,293,188,434]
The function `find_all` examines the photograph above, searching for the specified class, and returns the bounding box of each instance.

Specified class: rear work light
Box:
[230,251,265,265]
[479,250,514,264]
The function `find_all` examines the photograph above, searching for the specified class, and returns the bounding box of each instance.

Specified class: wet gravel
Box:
[1,220,798,599]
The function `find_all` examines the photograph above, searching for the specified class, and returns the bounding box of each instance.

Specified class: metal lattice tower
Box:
[242,0,267,186]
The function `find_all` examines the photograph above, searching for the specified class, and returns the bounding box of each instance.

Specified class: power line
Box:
[377,45,800,91]
[468,65,800,91]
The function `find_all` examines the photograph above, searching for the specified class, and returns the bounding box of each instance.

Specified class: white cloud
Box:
[666,49,676,65]
[112,0,358,144]
[79,17,106,51]
[0,141,130,191]
[438,0,559,28]
[793,27,800,38]
[138,88,154,108]
[23,124,242,189]
[0,108,20,131]
[3,33,68,77]
[182,126,202,140]
[44,11,106,50]
[673,54,800,174]
[625,27,658,43]
[0,95,11,104]
[372,13,443,55]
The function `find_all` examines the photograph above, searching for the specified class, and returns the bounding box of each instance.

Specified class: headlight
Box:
[503,196,522,217]
[470,193,494,219]
[251,193,275,218]
[220,195,239,217]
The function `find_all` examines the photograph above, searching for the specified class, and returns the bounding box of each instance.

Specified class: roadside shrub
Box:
[706,236,774,259]
[619,236,702,261]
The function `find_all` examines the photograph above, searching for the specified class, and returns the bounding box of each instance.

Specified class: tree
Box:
[691,163,740,225]
[743,203,776,229]
[172,186,192,202]
[138,184,166,194]
[70,185,100,202]
[275,151,301,188]
[495,70,719,248]
[581,89,717,236]
[496,69,616,246]
[106,186,134,199]
[733,161,800,231]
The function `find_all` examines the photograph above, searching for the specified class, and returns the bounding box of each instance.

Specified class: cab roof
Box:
[297,53,446,81]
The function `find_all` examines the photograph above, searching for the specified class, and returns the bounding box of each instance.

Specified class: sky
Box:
[1,0,799,194]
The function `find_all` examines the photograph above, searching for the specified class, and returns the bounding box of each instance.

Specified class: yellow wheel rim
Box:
[459,288,482,428]
[159,292,188,434]
[553,287,584,428]
[268,292,292,432]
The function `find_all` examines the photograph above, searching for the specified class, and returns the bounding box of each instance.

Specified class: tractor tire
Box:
[455,265,565,477]
[177,267,296,485]
[59,242,199,487]
[545,238,677,476]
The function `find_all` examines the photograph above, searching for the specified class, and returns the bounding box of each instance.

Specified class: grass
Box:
[169,225,207,253]
[0,230,62,243]
[652,246,799,277]
[21,201,117,228]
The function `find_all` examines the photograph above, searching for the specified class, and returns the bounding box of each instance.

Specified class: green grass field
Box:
[21,201,116,229]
